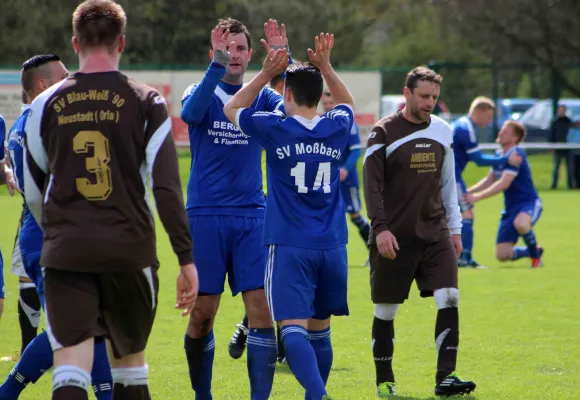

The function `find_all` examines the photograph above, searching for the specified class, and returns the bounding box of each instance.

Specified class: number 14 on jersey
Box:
[290,162,331,194]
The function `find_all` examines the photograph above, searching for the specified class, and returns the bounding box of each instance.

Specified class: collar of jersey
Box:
[292,114,322,130]
[218,80,243,95]
[21,104,31,112]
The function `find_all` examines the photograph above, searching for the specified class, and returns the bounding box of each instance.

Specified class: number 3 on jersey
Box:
[73,130,113,201]
[290,162,331,193]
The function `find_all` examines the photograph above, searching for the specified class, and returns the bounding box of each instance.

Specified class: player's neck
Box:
[222,73,243,86]
[502,143,516,153]
[78,52,120,74]
[289,105,318,120]
[402,107,428,125]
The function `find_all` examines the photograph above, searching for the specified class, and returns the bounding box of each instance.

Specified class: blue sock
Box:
[281,325,326,399]
[351,215,371,247]
[512,246,530,260]
[247,328,277,400]
[308,328,333,386]
[0,331,53,399]
[91,339,112,400]
[522,230,540,258]
[460,219,474,262]
[184,332,214,400]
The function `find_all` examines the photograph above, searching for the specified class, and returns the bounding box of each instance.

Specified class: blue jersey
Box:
[236,104,354,249]
[6,106,43,255]
[492,147,539,210]
[181,65,283,218]
[452,116,479,177]
[340,122,362,187]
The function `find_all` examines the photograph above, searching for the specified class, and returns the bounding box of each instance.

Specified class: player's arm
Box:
[145,93,194,267]
[260,20,293,113]
[180,27,230,125]
[23,104,48,226]
[363,126,389,235]
[455,124,508,167]
[441,142,462,235]
[308,34,354,110]
[224,49,289,124]
[467,169,497,193]
[470,171,517,202]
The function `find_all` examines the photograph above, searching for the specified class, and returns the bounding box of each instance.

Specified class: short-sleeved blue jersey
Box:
[340,122,362,186]
[492,147,539,210]
[236,104,354,249]
[452,116,479,177]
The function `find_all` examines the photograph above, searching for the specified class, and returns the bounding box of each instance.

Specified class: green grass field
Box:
[0,153,578,399]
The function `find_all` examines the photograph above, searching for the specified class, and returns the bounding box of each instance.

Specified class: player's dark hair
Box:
[21,54,61,97]
[284,62,323,108]
[270,74,284,88]
[506,120,526,143]
[72,0,127,52]
[214,18,252,50]
[405,66,442,91]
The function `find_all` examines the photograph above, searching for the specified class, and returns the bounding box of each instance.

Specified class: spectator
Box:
[567,120,580,189]
[549,105,573,189]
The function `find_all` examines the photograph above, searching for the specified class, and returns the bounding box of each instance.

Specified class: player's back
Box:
[261,106,353,249]
[493,147,539,210]
[27,72,168,272]
[452,116,478,176]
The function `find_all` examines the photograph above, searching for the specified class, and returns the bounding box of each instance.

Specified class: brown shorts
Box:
[43,266,159,359]
[370,238,458,304]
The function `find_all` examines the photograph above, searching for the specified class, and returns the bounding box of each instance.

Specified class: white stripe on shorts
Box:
[142,266,156,310]
[264,245,276,321]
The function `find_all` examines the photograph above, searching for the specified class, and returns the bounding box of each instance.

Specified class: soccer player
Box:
[228,73,286,364]
[5,91,41,358]
[224,32,352,400]
[23,2,198,400]
[0,53,116,400]
[321,90,370,259]
[364,66,476,397]
[465,121,544,268]
[453,97,520,268]
[180,18,288,399]
[11,213,41,357]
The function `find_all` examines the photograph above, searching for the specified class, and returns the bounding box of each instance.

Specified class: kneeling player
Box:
[466,121,544,268]
[224,33,352,400]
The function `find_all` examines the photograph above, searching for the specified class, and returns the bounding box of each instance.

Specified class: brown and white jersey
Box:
[23,71,193,272]
[363,111,461,245]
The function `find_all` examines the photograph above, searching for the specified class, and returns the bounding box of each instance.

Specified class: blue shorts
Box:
[0,251,4,299]
[456,178,473,213]
[496,199,543,244]
[340,183,362,214]
[265,244,349,321]
[189,214,267,296]
[21,249,44,307]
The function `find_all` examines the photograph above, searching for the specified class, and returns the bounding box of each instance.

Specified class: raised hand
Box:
[260,19,288,53]
[211,26,231,67]
[307,33,334,71]
[262,48,290,79]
